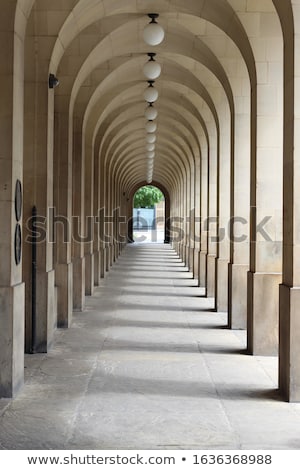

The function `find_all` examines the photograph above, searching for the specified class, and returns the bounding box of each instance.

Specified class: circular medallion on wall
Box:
[14,223,22,265]
[15,179,22,222]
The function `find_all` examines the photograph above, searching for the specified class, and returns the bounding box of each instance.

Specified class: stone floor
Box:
[1,243,300,450]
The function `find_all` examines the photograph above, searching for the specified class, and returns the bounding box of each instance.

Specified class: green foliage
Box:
[134,186,164,208]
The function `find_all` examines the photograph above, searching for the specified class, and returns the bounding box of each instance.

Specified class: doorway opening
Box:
[132,185,165,243]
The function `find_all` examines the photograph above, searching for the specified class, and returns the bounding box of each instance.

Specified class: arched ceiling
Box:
[21,0,282,195]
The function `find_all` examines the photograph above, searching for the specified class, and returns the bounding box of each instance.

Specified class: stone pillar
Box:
[228,110,250,328]
[84,142,94,295]
[216,105,230,312]
[193,159,201,280]
[23,77,56,352]
[0,27,25,397]
[188,166,196,276]
[93,139,101,287]
[99,157,108,277]
[199,144,208,288]
[277,0,300,401]
[54,112,73,327]
[207,136,218,298]
[247,14,283,355]
[72,116,85,310]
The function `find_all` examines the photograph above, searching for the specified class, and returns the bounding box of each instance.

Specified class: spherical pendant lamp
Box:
[145,105,158,120]
[143,53,161,80]
[143,14,165,46]
[144,82,159,103]
[147,151,155,159]
[145,121,157,133]
[146,143,155,151]
[146,133,156,144]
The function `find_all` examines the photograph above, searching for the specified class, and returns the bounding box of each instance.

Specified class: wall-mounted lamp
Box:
[49,74,59,89]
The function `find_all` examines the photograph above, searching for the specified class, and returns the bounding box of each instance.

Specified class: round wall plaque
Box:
[14,223,22,265]
[15,179,22,222]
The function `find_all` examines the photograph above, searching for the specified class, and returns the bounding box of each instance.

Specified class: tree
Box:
[134,186,164,208]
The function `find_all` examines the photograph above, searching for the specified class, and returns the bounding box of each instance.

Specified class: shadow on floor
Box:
[120,289,205,298]
[109,317,226,331]
[117,302,215,313]
[90,371,278,402]
[101,337,243,356]
[113,273,193,280]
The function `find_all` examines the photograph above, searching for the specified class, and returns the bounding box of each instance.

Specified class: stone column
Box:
[207,135,218,298]
[278,0,300,401]
[84,142,94,296]
[199,144,208,288]
[193,159,201,280]
[99,155,107,277]
[93,143,101,287]
[216,107,230,312]
[247,15,283,356]
[228,105,250,328]
[188,166,196,276]
[0,27,25,397]
[53,112,73,328]
[23,75,56,352]
[72,116,85,310]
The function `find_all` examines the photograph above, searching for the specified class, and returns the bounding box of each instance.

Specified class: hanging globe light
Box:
[146,143,155,151]
[147,151,155,159]
[145,104,158,120]
[146,133,156,143]
[143,14,165,46]
[144,81,159,103]
[145,121,157,133]
[143,53,161,80]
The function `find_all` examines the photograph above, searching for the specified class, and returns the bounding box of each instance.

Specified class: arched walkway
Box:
[2,0,300,421]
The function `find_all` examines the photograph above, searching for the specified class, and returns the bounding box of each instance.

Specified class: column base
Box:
[179,243,185,263]
[100,248,106,278]
[37,269,56,352]
[25,269,56,353]
[110,244,115,266]
[247,271,281,356]
[105,246,110,272]
[189,247,194,276]
[207,254,216,298]
[279,285,300,402]
[193,249,200,281]
[0,283,25,398]
[94,251,100,287]
[56,262,73,328]
[73,257,85,311]
[85,253,94,296]
[185,245,189,268]
[47,270,57,349]
[228,263,248,329]
[216,258,228,312]
[199,251,207,289]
